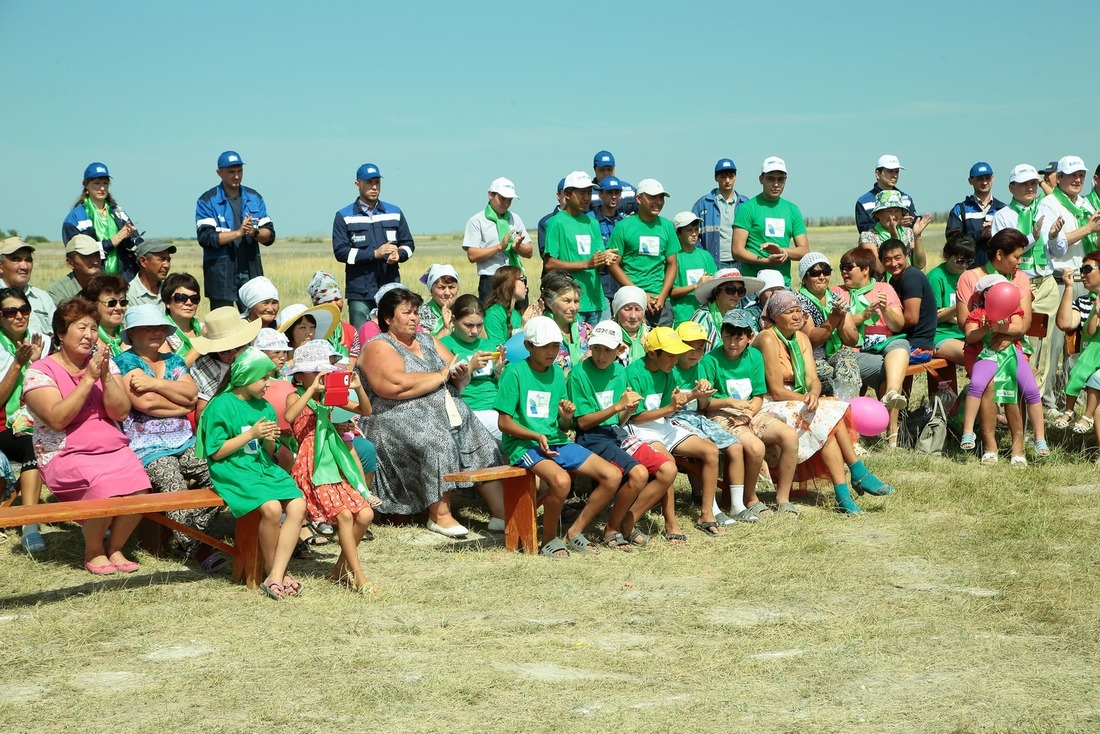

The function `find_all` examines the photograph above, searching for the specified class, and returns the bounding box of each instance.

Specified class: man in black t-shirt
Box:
[880,238,936,351]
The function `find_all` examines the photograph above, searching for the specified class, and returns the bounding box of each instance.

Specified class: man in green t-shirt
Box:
[544,171,616,326]
[731,157,810,285]
[494,316,623,558]
[608,179,681,328]
[668,212,718,326]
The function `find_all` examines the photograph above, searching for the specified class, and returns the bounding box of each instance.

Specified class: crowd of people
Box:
[3,149,1100,594]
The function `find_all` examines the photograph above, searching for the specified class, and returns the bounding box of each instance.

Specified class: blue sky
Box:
[3,1,1097,242]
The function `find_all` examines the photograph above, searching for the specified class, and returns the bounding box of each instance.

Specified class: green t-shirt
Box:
[493,359,569,464]
[440,334,498,411]
[671,247,718,326]
[484,303,520,351]
[568,359,627,429]
[699,346,766,400]
[625,358,675,417]
[732,194,807,283]
[199,392,302,518]
[671,361,704,412]
[545,210,606,312]
[609,215,681,295]
[926,263,964,343]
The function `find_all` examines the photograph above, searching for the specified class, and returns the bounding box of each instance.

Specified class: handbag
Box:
[899,392,951,455]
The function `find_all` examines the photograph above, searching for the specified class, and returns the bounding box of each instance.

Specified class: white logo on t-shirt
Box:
[526,390,552,419]
[948,292,957,306]
[472,360,493,378]
[645,393,661,410]
[576,234,591,255]
[686,268,705,285]
[726,378,753,400]
[595,390,614,409]
[240,425,259,455]
[764,218,786,239]
[639,236,661,256]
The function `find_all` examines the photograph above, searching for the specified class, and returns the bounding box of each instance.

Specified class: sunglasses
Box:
[98,298,129,308]
[170,293,201,305]
[954,257,974,267]
[839,262,858,272]
[805,267,832,278]
[1082,265,1097,276]
[0,304,31,319]
[717,284,747,296]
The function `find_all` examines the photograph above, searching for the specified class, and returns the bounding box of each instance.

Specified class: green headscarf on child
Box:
[194,348,276,460]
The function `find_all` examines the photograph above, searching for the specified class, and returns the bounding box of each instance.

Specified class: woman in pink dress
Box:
[22,298,151,575]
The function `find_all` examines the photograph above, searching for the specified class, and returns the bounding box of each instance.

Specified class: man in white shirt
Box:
[462,177,534,303]
[991,164,1066,409]
[0,237,55,337]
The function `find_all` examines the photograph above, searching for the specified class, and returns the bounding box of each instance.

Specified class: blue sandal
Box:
[1033,439,1051,458]
[959,432,977,451]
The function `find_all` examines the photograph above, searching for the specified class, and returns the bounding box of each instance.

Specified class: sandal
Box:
[1010,455,1028,467]
[775,502,800,515]
[260,582,286,601]
[1072,416,1095,434]
[1032,439,1051,458]
[292,540,315,560]
[282,576,302,596]
[715,511,737,527]
[310,521,335,537]
[565,533,600,555]
[959,432,977,451]
[693,520,723,537]
[365,494,383,508]
[881,390,907,411]
[539,537,570,559]
[664,533,688,545]
[980,451,999,466]
[601,532,633,552]
[742,501,772,520]
[626,528,651,547]
[199,552,231,573]
[1053,411,1076,430]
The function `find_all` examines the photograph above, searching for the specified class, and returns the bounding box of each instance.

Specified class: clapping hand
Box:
[15,333,43,366]
[250,417,280,442]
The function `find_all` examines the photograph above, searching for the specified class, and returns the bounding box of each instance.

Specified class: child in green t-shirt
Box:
[669,213,718,327]
[440,294,505,443]
[700,309,799,517]
[494,316,623,558]
[569,321,677,549]
[624,327,723,539]
[670,321,746,527]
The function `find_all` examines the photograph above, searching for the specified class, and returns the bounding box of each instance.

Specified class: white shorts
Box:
[627,418,695,453]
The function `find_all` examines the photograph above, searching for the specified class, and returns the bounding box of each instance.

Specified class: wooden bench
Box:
[905,357,955,398]
[444,466,538,554]
[0,489,264,589]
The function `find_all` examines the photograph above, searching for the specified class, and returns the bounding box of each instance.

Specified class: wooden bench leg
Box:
[502,472,538,554]
[232,511,263,589]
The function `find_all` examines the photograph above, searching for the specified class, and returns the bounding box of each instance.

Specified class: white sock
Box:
[730,486,747,514]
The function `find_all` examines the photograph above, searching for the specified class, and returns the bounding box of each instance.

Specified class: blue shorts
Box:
[576,427,641,477]
[516,442,592,471]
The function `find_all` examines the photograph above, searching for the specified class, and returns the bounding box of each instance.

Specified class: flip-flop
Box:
[282,576,302,596]
[260,582,286,600]
[693,520,723,537]
[664,533,688,545]
[715,511,737,527]
[626,529,651,547]
[601,532,633,552]
[565,533,600,555]
[742,501,772,520]
[776,502,800,515]
[539,538,570,559]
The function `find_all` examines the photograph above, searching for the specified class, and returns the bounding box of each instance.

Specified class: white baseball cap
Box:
[1009,164,1040,184]
[672,211,703,229]
[488,177,519,199]
[635,178,669,197]
[757,269,787,293]
[563,171,595,190]
[523,316,562,347]
[1058,155,1088,175]
[876,154,904,170]
[761,157,787,174]
[588,320,624,349]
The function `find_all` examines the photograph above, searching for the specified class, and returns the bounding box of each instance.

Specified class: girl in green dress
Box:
[197,348,306,601]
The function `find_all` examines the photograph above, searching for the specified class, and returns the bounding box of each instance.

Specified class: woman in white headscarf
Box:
[238,276,280,328]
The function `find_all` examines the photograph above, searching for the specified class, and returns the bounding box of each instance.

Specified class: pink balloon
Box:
[848,396,890,437]
[984,281,1021,322]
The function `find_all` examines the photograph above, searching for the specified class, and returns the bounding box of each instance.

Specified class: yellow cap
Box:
[643,327,691,354]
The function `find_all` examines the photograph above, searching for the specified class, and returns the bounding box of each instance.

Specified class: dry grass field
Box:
[2,225,1098,733]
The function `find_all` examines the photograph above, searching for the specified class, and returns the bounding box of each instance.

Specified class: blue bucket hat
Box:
[217,150,244,168]
[83,162,110,180]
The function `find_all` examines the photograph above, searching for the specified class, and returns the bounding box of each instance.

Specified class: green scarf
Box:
[0,329,27,426]
[1011,199,1047,272]
[978,341,1020,405]
[1089,189,1100,220]
[484,203,522,270]
[1052,186,1098,254]
[873,222,897,243]
[428,299,446,337]
[770,326,807,394]
[83,198,121,275]
[166,314,201,357]
[845,283,877,346]
[98,325,124,356]
[195,349,276,460]
[563,320,584,369]
[621,324,647,364]
[799,286,842,357]
[295,385,366,492]
[327,325,349,358]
